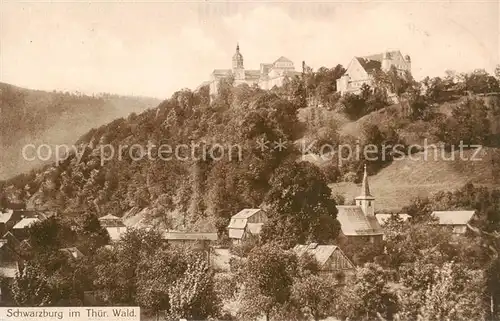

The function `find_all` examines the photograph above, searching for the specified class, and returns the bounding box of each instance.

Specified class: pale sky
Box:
[1,0,499,99]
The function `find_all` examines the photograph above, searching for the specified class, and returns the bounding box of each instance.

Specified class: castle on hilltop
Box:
[206,44,301,99]
[336,50,412,96]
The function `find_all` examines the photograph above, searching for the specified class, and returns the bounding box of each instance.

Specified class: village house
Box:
[431,210,477,235]
[336,165,384,244]
[336,50,411,96]
[0,209,23,236]
[227,208,268,244]
[205,44,301,100]
[11,211,47,240]
[98,214,127,242]
[293,243,355,277]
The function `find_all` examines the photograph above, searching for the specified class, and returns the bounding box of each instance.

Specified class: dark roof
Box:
[355,57,382,73]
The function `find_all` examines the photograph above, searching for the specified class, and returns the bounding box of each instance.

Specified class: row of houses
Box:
[0,166,479,291]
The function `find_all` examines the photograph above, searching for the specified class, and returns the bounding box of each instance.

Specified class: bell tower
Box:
[355,165,375,216]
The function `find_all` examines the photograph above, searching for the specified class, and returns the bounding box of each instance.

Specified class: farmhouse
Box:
[431,210,477,235]
[293,243,355,274]
[227,208,268,244]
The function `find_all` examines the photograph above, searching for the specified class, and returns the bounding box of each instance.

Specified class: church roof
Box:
[336,206,383,236]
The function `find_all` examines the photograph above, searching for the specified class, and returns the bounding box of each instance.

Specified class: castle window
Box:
[368,201,371,206]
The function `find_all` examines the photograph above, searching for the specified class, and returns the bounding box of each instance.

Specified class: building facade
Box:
[336,50,411,96]
[207,44,301,99]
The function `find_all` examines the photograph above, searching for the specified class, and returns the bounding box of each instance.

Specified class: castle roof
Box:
[354,50,401,73]
[212,69,232,76]
[273,56,293,64]
[354,57,381,73]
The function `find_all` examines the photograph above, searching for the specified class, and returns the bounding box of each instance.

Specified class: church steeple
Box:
[355,164,375,216]
[360,164,372,197]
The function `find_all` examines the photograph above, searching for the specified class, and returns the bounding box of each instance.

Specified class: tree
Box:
[239,244,299,321]
[261,161,340,247]
[167,254,220,320]
[398,261,486,320]
[338,263,398,321]
[291,274,337,321]
[439,98,491,147]
[11,261,52,306]
[93,228,163,305]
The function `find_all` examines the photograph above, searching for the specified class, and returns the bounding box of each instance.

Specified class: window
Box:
[368,201,371,206]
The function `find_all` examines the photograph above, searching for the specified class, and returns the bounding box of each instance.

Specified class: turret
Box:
[404,54,411,72]
[381,51,392,72]
[232,43,245,80]
[355,165,375,216]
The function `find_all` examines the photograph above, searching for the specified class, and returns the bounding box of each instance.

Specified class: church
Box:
[206,44,301,99]
[336,165,384,244]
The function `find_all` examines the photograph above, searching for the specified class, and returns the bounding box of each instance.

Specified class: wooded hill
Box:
[1,67,499,235]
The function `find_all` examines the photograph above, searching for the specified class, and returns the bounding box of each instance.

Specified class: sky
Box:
[0,0,499,99]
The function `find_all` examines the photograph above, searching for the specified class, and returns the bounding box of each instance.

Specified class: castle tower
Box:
[232,43,245,80]
[404,54,411,72]
[355,165,375,216]
[381,51,392,72]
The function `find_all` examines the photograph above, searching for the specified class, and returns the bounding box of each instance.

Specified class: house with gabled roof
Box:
[431,210,477,235]
[336,50,411,96]
[227,208,268,244]
[99,214,127,242]
[336,165,384,244]
[293,243,355,275]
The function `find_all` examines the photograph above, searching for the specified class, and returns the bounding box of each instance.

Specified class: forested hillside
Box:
[0,82,160,179]
[1,66,499,237]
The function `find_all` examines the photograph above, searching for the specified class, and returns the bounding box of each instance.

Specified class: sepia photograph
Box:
[0,0,499,320]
